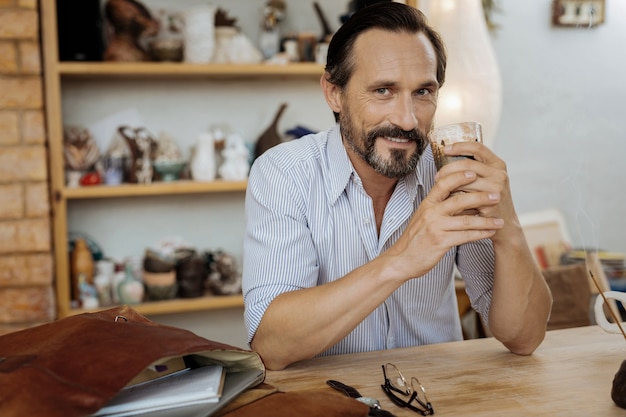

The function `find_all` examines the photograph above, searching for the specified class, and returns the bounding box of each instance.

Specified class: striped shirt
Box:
[243,125,495,357]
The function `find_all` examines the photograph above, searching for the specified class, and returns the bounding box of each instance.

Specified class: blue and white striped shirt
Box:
[243,125,495,357]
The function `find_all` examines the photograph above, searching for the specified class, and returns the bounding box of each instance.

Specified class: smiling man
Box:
[243,2,552,371]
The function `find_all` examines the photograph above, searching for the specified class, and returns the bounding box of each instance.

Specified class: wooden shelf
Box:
[66,294,244,317]
[60,180,247,200]
[56,62,324,79]
[40,0,301,320]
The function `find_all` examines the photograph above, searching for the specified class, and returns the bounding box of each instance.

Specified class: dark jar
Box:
[176,253,206,298]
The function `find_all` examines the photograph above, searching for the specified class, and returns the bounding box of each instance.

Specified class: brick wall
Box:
[0,0,55,335]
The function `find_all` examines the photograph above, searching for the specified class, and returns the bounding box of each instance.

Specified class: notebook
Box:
[93,366,264,417]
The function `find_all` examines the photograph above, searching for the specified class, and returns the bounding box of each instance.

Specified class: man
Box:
[243,2,552,371]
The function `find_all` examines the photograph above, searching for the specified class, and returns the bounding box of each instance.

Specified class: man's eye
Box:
[375,88,390,95]
[416,88,430,96]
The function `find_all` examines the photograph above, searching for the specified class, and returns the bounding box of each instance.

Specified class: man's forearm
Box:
[488,227,553,354]
[250,258,403,370]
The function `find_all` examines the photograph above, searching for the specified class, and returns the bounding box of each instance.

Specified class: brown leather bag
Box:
[0,306,265,417]
[216,386,371,417]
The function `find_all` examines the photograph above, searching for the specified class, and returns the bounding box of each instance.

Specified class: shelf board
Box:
[60,180,247,200]
[56,62,325,79]
[65,294,244,317]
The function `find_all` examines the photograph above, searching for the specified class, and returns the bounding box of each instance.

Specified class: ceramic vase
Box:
[117,263,144,304]
[70,238,94,302]
[183,5,215,63]
[190,133,216,181]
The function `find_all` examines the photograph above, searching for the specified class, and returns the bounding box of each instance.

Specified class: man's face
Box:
[337,29,439,179]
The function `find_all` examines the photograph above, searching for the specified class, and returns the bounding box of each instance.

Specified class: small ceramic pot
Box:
[176,254,206,298]
[143,271,177,301]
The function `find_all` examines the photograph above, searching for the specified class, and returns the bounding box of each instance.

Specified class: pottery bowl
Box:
[153,160,186,182]
[143,271,178,300]
[145,283,178,301]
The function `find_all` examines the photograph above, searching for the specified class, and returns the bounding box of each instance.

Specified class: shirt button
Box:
[363,217,371,224]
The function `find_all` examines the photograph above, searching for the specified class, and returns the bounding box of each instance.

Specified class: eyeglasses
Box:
[381,363,434,416]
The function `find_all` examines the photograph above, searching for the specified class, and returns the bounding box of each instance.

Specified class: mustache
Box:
[366,126,428,145]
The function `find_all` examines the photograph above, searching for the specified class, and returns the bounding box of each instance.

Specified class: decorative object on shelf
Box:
[212,22,263,65]
[69,232,104,261]
[215,7,237,27]
[226,33,264,64]
[117,262,145,304]
[143,270,178,300]
[176,250,206,298]
[118,125,157,184]
[259,0,285,60]
[111,262,126,304]
[154,130,182,160]
[143,240,204,299]
[182,5,215,63]
[218,132,250,181]
[206,250,242,295]
[56,0,105,61]
[283,36,299,62]
[297,32,317,62]
[259,29,279,60]
[70,238,95,305]
[311,2,332,65]
[254,102,287,161]
[212,26,239,64]
[94,259,115,307]
[103,0,159,62]
[209,122,232,146]
[65,171,82,188]
[79,171,102,186]
[153,131,185,181]
[143,250,175,275]
[150,9,184,61]
[152,160,186,182]
[190,132,217,182]
[420,0,502,149]
[285,125,316,139]
[77,273,99,309]
[63,126,101,187]
[313,2,333,44]
[315,41,329,66]
[102,155,125,185]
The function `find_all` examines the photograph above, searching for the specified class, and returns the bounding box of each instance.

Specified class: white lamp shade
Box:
[419,0,502,148]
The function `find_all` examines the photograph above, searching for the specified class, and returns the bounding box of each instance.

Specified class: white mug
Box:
[594,291,626,334]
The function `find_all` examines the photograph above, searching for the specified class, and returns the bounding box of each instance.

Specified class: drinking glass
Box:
[428,121,483,171]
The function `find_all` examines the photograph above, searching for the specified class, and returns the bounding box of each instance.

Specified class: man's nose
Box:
[389,95,418,131]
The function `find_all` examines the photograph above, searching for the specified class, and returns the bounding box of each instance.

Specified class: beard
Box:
[339,108,428,179]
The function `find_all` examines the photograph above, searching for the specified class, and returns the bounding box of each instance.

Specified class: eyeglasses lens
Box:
[385,363,411,395]
[410,376,430,407]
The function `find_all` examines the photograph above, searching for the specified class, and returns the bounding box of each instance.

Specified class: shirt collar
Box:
[325,124,353,205]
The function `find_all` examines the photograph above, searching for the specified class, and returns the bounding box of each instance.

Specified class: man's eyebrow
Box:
[367,79,440,90]
[416,80,440,90]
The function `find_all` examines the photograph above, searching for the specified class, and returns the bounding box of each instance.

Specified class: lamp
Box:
[418,0,502,148]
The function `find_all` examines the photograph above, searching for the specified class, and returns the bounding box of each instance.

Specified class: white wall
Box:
[490,0,626,254]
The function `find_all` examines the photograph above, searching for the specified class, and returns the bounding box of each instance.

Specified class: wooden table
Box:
[265,326,626,416]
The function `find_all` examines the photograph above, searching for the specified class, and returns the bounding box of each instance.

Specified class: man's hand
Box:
[382,146,505,281]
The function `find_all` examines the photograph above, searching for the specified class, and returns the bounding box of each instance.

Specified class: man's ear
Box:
[320,74,342,114]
